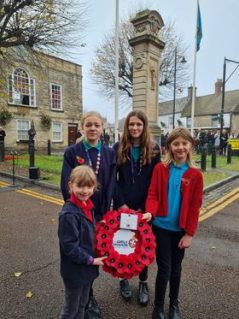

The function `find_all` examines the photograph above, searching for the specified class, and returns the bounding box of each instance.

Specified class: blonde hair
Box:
[117,110,156,165]
[164,128,195,167]
[68,165,98,189]
[80,111,104,128]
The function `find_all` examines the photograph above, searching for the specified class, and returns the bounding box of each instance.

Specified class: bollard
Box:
[29,139,35,167]
[0,141,4,161]
[10,150,17,185]
[227,144,232,164]
[201,147,207,171]
[47,139,51,156]
[211,146,216,168]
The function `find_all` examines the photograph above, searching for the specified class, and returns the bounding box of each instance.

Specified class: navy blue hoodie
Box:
[60,142,116,220]
[58,201,99,288]
[113,143,160,211]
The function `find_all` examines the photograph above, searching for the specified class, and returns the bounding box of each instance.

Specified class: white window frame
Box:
[16,119,31,141]
[168,116,173,128]
[50,83,63,111]
[8,68,36,107]
[52,121,63,142]
[186,117,192,129]
[211,115,220,128]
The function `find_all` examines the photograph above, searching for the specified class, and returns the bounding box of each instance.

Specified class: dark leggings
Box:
[153,225,185,308]
[139,266,148,281]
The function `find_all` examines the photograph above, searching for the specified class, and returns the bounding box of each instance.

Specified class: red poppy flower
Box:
[76,156,85,165]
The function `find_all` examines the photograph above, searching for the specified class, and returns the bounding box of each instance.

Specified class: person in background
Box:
[220,129,228,156]
[145,128,203,319]
[58,165,106,319]
[213,130,220,153]
[113,110,160,307]
[0,127,6,141]
[61,111,116,319]
[229,131,237,139]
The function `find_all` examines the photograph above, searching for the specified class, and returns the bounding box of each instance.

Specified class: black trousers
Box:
[152,225,185,309]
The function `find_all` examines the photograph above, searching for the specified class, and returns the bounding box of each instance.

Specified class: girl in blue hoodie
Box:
[58,165,106,319]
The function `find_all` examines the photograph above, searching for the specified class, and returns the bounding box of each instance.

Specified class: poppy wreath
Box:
[95,208,156,279]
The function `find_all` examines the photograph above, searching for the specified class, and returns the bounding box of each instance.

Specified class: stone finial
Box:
[131,9,164,36]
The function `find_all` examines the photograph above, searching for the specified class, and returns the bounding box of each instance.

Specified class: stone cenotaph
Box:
[129,10,165,141]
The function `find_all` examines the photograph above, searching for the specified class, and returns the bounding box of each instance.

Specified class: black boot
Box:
[138,281,149,306]
[85,296,101,319]
[168,302,181,319]
[120,279,132,301]
[152,307,166,319]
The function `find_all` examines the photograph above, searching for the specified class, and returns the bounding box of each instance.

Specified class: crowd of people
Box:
[58,111,203,319]
[161,128,239,157]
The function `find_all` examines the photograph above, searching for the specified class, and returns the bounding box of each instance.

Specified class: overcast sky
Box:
[72,0,239,122]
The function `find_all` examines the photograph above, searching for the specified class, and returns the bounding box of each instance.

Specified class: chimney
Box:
[188,85,196,100]
[215,79,223,96]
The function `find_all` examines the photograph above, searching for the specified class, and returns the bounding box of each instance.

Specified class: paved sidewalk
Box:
[0,178,238,319]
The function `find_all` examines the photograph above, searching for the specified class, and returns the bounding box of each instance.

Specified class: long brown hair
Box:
[164,128,195,167]
[117,110,155,165]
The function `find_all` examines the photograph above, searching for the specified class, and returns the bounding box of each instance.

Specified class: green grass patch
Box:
[202,170,231,187]
[16,154,63,174]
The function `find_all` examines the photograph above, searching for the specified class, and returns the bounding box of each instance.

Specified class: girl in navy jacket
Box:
[113,110,160,307]
[58,165,106,319]
[60,111,116,318]
[145,128,203,319]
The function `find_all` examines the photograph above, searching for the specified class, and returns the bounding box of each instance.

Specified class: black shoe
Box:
[169,304,181,319]
[85,296,101,318]
[120,279,132,301]
[138,282,149,306]
[152,307,166,319]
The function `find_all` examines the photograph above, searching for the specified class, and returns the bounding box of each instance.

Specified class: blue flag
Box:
[196,2,202,51]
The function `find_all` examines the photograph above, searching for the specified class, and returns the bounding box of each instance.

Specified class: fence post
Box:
[29,138,35,167]
[0,140,5,161]
[201,147,207,171]
[47,139,51,156]
[211,146,216,168]
[10,150,17,185]
[227,144,232,164]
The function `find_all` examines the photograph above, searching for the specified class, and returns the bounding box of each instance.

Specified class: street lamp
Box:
[220,57,239,136]
[172,48,187,129]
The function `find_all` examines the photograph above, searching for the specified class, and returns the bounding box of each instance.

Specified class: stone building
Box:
[0,47,82,152]
[158,80,239,134]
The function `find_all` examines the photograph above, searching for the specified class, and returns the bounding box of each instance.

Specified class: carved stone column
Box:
[129,10,165,140]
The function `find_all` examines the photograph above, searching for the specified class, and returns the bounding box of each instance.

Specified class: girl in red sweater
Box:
[145,128,203,319]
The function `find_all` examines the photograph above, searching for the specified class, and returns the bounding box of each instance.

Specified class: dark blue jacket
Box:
[60,142,116,220]
[113,143,160,211]
[58,201,99,288]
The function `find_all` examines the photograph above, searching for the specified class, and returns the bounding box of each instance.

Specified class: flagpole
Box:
[114,0,119,142]
[190,0,199,136]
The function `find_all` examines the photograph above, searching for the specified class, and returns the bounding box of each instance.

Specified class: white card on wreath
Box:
[120,213,138,230]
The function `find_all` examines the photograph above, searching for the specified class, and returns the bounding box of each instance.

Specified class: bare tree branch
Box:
[90,16,189,102]
[0,0,88,55]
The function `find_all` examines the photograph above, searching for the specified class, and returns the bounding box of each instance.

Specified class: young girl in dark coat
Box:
[61,111,116,221]
[113,110,160,306]
[60,111,116,318]
[58,165,106,319]
[145,128,203,319]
